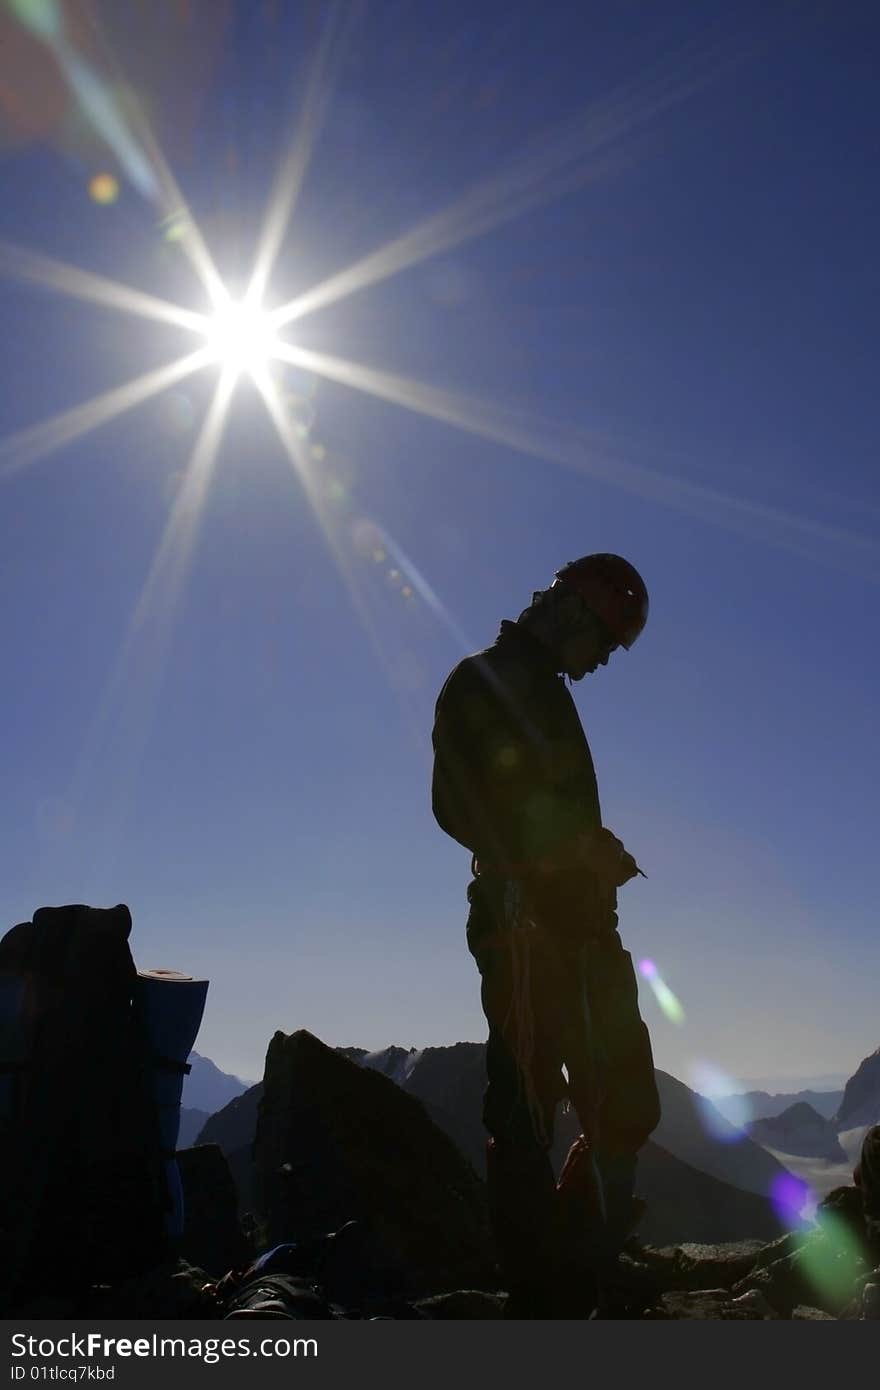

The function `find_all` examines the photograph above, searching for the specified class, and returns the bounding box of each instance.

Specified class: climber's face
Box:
[559,610,619,681]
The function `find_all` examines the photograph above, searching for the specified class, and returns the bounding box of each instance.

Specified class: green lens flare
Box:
[8,0,62,43]
[800,1210,865,1308]
[653,978,686,1025]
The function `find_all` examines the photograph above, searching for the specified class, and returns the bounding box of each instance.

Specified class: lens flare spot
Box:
[285,392,316,437]
[639,959,685,1025]
[89,172,120,205]
[770,1172,812,1227]
[689,1061,751,1141]
[401,584,414,600]
[802,1208,865,1305]
[160,209,190,243]
[496,745,519,770]
[654,979,685,1025]
[8,0,62,41]
[351,518,382,557]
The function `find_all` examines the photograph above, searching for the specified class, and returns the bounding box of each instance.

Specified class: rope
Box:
[499,881,551,1150]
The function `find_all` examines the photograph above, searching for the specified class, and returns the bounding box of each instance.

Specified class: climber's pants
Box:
[469,889,660,1157]
[467,876,660,1291]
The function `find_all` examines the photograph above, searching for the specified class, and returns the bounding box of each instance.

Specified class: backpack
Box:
[0,904,169,1308]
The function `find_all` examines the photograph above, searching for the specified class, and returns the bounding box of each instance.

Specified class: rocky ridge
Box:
[13,1030,880,1320]
[836,1048,880,1130]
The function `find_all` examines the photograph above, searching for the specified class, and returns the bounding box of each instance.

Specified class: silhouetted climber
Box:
[432,554,661,1317]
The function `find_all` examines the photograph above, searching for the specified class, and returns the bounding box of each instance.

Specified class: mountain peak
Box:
[184,1051,251,1114]
[836,1045,880,1130]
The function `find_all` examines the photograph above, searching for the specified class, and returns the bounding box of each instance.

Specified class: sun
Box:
[202,298,280,376]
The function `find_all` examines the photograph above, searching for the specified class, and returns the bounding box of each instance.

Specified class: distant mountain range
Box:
[182,1051,250,1113]
[184,1037,880,1231]
[195,1041,791,1245]
[746,1103,847,1162]
[341,1045,792,1198]
[177,1051,250,1154]
[718,1073,849,1093]
[713,1089,844,1127]
[177,1107,211,1149]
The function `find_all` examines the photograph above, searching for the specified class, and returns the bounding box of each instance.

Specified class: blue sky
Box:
[0,1,877,1093]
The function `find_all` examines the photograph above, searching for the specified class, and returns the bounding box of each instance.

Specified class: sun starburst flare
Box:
[1,19,876,739]
[2,15,876,873]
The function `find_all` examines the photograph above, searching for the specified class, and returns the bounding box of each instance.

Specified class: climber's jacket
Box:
[432,620,617,941]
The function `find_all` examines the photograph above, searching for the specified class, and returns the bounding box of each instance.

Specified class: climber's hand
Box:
[590,827,645,888]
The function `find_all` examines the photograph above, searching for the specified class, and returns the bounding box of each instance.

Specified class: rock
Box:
[253,1030,495,1298]
[815,1184,869,1251]
[791,1304,836,1320]
[751,1231,806,1270]
[727,1288,779,1318]
[415,1290,505,1319]
[854,1125,880,1261]
[861,1281,880,1319]
[634,1239,767,1290]
[835,1048,880,1130]
[346,1042,488,1177]
[338,1046,421,1085]
[176,1144,251,1277]
[733,1252,816,1316]
[732,1226,866,1317]
[193,1086,264,1215]
[645,1287,771,1319]
[575,1253,664,1319]
[196,1083,264,1154]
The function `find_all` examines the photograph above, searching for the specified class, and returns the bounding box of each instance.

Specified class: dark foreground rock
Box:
[835,1046,880,1130]
[176,1144,251,1277]
[633,1239,768,1290]
[415,1290,505,1319]
[10,1017,878,1319]
[644,1287,778,1319]
[11,1232,880,1320]
[253,1030,495,1298]
[205,1041,787,1248]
